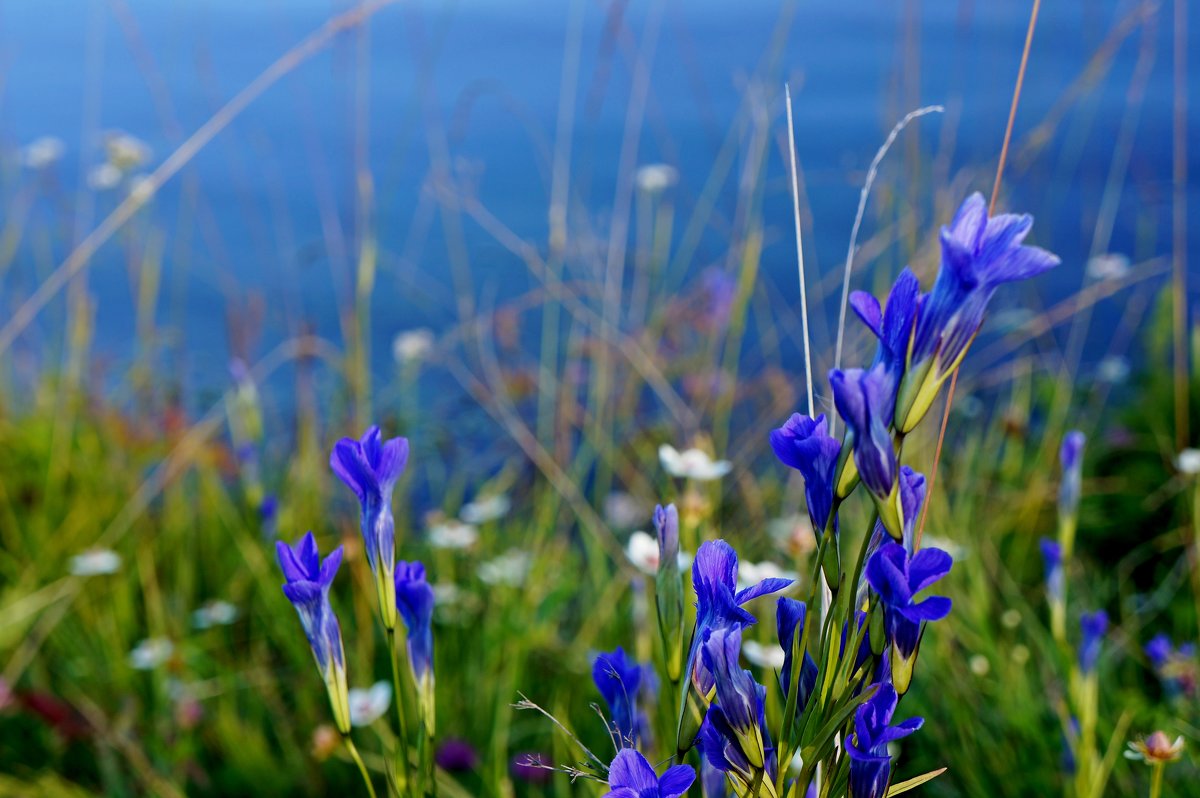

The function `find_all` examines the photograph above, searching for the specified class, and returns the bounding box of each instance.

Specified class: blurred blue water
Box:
[0,0,1196,418]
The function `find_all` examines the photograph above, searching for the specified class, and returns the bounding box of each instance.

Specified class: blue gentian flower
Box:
[864,467,927,570]
[654,504,686,682]
[593,647,645,747]
[846,683,923,798]
[1079,610,1108,674]
[276,532,351,734]
[1039,538,1063,604]
[603,748,695,798]
[687,541,792,688]
[849,268,920,406]
[331,425,410,630]
[769,413,841,535]
[865,542,953,694]
[395,560,435,729]
[1145,634,1198,697]
[1059,431,1085,531]
[776,598,818,716]
[899,193,1059,431]
[700,753,730,798]
[831,365,902,538]
[697,628,777,795]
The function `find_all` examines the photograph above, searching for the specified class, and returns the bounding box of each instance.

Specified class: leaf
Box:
[886,767,948,796]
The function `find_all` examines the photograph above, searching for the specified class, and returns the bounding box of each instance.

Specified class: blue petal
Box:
[907,547,953,594]
[850,291,883,338]
[658,765,697,798]
[866,543,911,606]
[900,595,952,623]
[607,749,658,794]
[735,577,793,605]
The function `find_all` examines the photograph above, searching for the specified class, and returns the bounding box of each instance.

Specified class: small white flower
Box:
[742,640,786,671]
[1096,356,1130,384]
[1086,253,1130,282]
[635,164,678,194]
[968,654,990,677]
[1001,609,1022,629]
[348,681,392,727]
[432,583,463,606]
[1011,644,1030,665]
[104,132,151,170]
[604,491,645,530]
[460,494,511,525]
[21,136,65,169]
[87,163,122,191]
[658,444,732,481]
[129,638,174,670]
[626,531,660,575]
[70,548,121,576]
[737,561,798,591]
[1175,448,1200,475]
[392,328,435,364]
[428,520,479,550]
[478,550,531,587]
[920,535,965,561]
[192,600,239,630]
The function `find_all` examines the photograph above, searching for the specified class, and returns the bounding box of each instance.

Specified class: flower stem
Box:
[387,628,414,797]
[344,736,380,798]
[1149,763,1164,798]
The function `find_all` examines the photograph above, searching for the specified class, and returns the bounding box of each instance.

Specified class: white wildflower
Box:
[192,600,239,630]
[87,163,122,191]
[478,550,531,587]
[658,444,732,481]
[21,136,65,169]
[1086,253,1130,282]
[129,638,174,670]
[460,494,511,525]
[392,328,435,365]
[742,640,786,671]
[1175,448,1200,475]
[428,519,479,550]
[348,681,392,727]
[70,548,121,576]
[635,164,678,194]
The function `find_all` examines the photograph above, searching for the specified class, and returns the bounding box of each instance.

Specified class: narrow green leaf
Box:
[885,767,948,796]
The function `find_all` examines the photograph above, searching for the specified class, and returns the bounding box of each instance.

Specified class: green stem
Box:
[345,736,380,798]
[387,629,414,798]
[1149,763,1164,798]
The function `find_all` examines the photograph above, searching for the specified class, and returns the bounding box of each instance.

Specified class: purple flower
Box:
[1059,431,1085,520]
[654,504,680,567]
[899,194,1059,431]
[593,647,645,746]
[697,628,775,791]
[435,738,479,772]
[686,541,792,690]
[769,413,842,535]
[1079,610,1108,674]
[275,532,351,733]
[654,504,686,682]
[846,683,923,798]
[831,365,901,536]
[1145,634,1198,697]
[776,598,818,716]
[700,753,729,798]
[850,268,920,408]
[866,542,953,694]
[395,561,435,728]
[330,426,410,630]
[603,748,695,798]
[1039,538,1063,603]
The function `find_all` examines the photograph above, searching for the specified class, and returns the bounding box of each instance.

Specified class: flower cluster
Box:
[276,425,438,798]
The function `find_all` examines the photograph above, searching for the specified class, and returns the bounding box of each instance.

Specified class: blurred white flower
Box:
[767,515,816,558]
[428,519,479,550]
[393,328,435,365]
[1011,644,1030,665]
[192,600,239,630]
[604,491,645,530]
[1086,253,1130,282]
[626,531,659,575]
[635,163,678,194]
[432,583,463,606]
[1001,609,1022,629]
[478,550,531,587]
[1096,356,1130,385]
[104,132,151,170]
[129,638,174,670]
[348,681,392,727]
[21,136,65,169]
[742,640,786,671]
[87,163,122,191]
[658,444,731,481]
[968,654,990,677]
[460,494,511,525]
[70,548,121,576]
[920,535,965,561]
[127,173,154,203]
[737,560,798,591]
[1177,448,1200,475]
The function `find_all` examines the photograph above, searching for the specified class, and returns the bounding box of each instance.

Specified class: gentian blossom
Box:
[1059,431,1085,517]
[865,542,953,694]
[898,193,1059,431]
[769,413,841,535]
[330,425,410,630]
[1079,610,1108,675]
[831,365,903,539]
[846,683,923,798]
[276,532,351,733]
[776,598,818,717]
[602,748,695,798]
[654,504,686,682]
[395,560,436,730]
[849,267,920,413]
[697,627,777,796]
[1145,634,1197,697]
[1039,539,1063,603]
[593,647,646,746]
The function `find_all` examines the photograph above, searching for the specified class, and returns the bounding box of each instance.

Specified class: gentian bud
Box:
[276,532,351,734]
[846,683,923,798]
[395,561,436,733]
[653,504,686,682]
[831,365,903,540]
[1058,431,1085,559]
